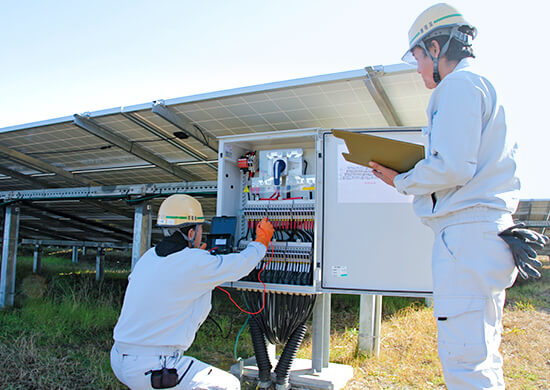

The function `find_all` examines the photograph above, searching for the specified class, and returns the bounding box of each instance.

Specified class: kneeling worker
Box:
[111,194,274,389]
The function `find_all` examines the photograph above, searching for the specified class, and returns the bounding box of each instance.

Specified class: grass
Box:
[0,251,549,389]
[331,257,550,389]
[1,252,127,389]
[506,256,550,310]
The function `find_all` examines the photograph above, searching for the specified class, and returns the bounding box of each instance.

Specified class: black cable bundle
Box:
[244,291,317,387]
[248,315,272,385]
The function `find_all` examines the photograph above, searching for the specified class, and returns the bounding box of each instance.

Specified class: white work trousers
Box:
[428,209,517,390]
[110,343,240,390]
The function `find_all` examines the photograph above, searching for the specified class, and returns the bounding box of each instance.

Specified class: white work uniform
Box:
[111,241,266,389]
[394,58,520,389]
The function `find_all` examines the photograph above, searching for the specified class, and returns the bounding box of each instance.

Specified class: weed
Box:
[513,300,535,312]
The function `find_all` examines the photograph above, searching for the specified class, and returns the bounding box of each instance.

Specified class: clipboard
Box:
[332,130,425,173]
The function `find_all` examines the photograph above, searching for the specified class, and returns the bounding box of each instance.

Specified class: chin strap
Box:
[422,26,471,85]
[176,228,192,246]
[432,58,441,84]
[177,224,201,248]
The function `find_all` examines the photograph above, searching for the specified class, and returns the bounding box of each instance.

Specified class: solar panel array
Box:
[4,64,543,247]
[0,66,430,187]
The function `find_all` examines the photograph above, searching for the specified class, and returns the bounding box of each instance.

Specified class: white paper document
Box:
[337,144,413,204]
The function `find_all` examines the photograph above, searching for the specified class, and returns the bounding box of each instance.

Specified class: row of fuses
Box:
[243,201,315,230]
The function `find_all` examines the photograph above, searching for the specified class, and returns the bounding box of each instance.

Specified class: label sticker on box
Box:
[332,265,348,277]
[224,144,233,160]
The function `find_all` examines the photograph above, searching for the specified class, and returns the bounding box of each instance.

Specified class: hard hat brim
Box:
[157,218,209,227]
[401,50,417,65]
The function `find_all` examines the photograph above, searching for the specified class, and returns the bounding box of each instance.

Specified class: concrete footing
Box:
[231,357,353,390]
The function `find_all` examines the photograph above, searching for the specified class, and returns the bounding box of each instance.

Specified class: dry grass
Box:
[298,305,444,389]
[1,255,549,389]
[0,334,116,389]
[317,258,550,389]
[501,308,550,389]
[295,258,550,389]
[345,306,443,389]
[324,306,549,389]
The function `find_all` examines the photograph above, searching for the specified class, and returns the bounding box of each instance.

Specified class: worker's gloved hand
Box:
[499,223,548,279]
[255,217,274,248]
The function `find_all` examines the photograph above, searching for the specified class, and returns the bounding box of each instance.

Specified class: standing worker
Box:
[369,3,546,389]
[111,194,274,389]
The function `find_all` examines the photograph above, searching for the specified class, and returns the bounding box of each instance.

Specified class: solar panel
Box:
[0,64,433,243]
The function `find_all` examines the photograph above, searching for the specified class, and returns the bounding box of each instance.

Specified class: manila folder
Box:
[332,130,425,173]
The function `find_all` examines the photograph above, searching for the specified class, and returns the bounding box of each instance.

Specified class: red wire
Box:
[216,234,274,315]
[260,189,286,201]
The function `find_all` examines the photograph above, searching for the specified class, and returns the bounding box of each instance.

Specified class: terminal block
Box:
[243,200,315,234]
[239,241,313,286]
[238,200,315,287]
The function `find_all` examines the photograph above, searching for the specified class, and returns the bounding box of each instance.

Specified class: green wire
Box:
[234,315,250,361]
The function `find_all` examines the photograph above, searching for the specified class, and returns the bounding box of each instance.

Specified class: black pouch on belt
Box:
[146,367,179,389]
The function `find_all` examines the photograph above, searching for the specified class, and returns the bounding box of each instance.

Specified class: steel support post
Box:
[1,206,20,308]
[359,294,382,356]
[311,293,331,372]
[131,201,152,270]
[96,248,105,282]
[72,246,79,264]
[373,295,382,355]
[33,244,42,274]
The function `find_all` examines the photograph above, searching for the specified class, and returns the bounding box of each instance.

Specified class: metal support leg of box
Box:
[131,201,152,271]
[312,293,331,372]
[1,206,20,308]
[358,294,382,357]
[96,248,105,282]
[33,244,42,274]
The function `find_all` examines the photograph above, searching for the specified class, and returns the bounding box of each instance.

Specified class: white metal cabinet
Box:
[216,128,433,296]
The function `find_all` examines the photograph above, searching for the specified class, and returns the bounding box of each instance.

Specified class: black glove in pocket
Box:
[146,367,180,389]
[499,223,548,280]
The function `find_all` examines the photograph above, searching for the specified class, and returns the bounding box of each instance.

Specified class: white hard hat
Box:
[157,194,205,227]
[402,3,476,65]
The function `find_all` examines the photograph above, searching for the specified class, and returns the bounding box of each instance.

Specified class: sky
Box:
[1,0,548,198]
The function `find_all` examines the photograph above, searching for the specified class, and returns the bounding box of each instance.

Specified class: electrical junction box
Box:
[216,128,434,297]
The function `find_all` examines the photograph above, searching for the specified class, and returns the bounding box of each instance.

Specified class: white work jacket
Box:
[113,241,266,350]
[394,59,520,223]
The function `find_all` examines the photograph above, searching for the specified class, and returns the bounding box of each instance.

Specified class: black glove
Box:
[499,223,548,279]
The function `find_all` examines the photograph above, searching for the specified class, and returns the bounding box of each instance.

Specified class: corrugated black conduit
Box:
[249,315,272,386]
[244,292,317,387]
[274,321,308,387]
